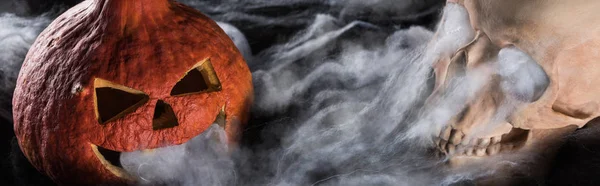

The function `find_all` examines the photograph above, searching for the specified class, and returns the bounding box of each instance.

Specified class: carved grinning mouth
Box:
[91,106,227,179]
[90,144,132,180]
[436,125,530,157]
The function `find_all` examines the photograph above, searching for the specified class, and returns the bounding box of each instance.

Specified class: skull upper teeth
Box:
[435,126,521,157]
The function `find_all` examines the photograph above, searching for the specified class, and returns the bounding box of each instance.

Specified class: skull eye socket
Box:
[497,47,549,102]
[94,78,149,124]
[170,59,221,96]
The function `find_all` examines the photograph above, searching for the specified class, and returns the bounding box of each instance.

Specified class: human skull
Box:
[429,0,600,174]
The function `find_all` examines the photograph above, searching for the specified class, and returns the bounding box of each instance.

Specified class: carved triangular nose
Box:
[152,100,179,130]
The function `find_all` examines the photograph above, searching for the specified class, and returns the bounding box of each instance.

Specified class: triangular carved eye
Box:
[170,59,221,96]
[94,78,149,124]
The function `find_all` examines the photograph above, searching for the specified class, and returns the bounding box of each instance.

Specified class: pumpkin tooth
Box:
[215,105,227,127]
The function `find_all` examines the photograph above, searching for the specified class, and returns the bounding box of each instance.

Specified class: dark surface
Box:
[183,0,444,55]
[0,0,79,183]
[0,0,80,15]
[4,0,600,185]
[7,119,600,186]
[7,140,55,186]
[547,119,600,186]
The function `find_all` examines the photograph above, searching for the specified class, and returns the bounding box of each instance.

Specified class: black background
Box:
[1,0,600,185]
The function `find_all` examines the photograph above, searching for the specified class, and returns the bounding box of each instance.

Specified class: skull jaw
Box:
[442,125,577,185]
[436,124,526,157]
[438,124,577,158]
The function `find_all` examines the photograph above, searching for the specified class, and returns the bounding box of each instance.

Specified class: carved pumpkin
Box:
[12,0,253,185]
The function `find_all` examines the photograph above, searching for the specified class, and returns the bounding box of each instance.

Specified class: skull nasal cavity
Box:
[152,100,179,130]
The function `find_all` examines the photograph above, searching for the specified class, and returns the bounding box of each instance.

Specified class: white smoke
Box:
[497,47,549,103]
[0,1,553,185]
[425,2,475,65]
[402,3,481,141]
[462,46,550,140]
[121,125,235,186]
[217,22,253,63]
[120,4,517,185]
[0,13,52,122]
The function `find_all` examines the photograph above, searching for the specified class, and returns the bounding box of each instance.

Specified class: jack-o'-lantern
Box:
[12,0,253,185]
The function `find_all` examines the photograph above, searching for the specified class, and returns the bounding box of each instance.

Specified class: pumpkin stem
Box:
[99,0,172,36]
[104,0,170,11]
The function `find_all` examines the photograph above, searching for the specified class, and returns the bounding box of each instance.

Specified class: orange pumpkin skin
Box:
[12,0,253,185]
